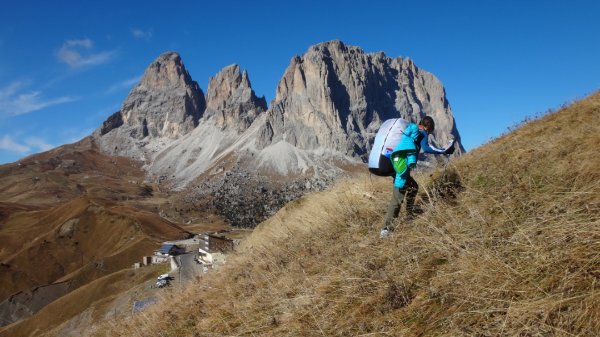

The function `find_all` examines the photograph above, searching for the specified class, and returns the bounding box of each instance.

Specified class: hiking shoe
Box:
[379,228,391,239]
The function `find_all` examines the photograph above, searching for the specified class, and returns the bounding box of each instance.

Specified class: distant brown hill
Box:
[0,138,191,331]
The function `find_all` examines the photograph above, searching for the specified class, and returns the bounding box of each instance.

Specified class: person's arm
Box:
[419,130,446,154]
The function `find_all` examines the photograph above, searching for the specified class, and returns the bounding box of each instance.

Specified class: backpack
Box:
[368,118,410,176]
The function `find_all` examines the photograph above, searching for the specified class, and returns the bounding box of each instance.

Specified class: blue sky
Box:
[1,0,599,164]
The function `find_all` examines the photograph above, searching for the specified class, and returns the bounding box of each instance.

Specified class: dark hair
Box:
[419,116,435,132]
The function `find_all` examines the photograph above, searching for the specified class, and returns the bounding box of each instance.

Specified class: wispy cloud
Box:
[25,137,53,151]
[132,28,153,40]
[65,127,94,144]
[0,135,30,153]
[0,135,53,154]
[56,38,117,67]
[0,81,77,117]
[106,75,141,94]
[65,38,93,48]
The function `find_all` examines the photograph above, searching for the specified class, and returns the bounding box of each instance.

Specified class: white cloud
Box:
[106,75,141,94]
[0,135,30,153]
[61,127,95,144]
[132,28,153,40]
[70,130,93,143]
[0,135,54,155]
[65,38,93,48]
[0,81,77,117]
[25,137,53,151]
[56,38,117,67]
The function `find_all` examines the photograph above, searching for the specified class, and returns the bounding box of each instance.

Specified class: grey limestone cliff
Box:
[256,40,463,158]
[204,64,267,132]
[96,52,205,144]
[122,52,205,139]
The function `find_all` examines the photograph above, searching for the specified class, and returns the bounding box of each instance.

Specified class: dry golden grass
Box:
[92,92,599,336]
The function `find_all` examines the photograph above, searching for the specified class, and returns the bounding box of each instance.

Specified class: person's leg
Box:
[382,187,405,231]
[404,175,419,220]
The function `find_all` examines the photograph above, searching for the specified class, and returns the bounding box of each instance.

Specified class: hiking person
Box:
[380,116,454,238]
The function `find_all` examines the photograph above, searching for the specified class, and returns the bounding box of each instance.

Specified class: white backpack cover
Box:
[368,118,409,176]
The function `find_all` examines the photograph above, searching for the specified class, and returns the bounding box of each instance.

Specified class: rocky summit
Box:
[91,40,464,226]
[204,64,267,133]
[257,40,462,157]
[95,52,205,157]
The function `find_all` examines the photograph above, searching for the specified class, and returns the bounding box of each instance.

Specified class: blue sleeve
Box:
[419,130,445,154]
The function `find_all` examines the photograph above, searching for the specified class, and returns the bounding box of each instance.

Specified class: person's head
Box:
[419,116,435,133]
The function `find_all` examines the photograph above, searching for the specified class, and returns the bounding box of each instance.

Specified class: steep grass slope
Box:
[93,92,599,336]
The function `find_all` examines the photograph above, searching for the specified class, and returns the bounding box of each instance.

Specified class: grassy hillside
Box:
[89,92,600,336]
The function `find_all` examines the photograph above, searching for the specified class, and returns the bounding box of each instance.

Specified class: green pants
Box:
[382,175,418,231]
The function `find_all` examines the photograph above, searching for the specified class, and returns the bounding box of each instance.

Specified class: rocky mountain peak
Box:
[100,51,206,141]
[258,40,463,158]
[138,51,191,89]
[204,64,267,132]
[307,39,364,57]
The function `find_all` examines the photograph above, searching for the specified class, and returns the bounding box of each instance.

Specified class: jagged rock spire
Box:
[257,40,463,157]
[106,52,206,139]
[204,64,267,132]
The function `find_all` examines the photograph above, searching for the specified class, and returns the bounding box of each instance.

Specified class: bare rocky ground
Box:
[198,170,335,227]
[144,169,336,228]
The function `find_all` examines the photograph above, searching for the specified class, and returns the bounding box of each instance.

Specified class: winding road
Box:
[175,252,204,284]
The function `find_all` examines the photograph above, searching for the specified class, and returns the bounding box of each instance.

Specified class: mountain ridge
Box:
[77,40,462,228]
[93,40,463,186]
